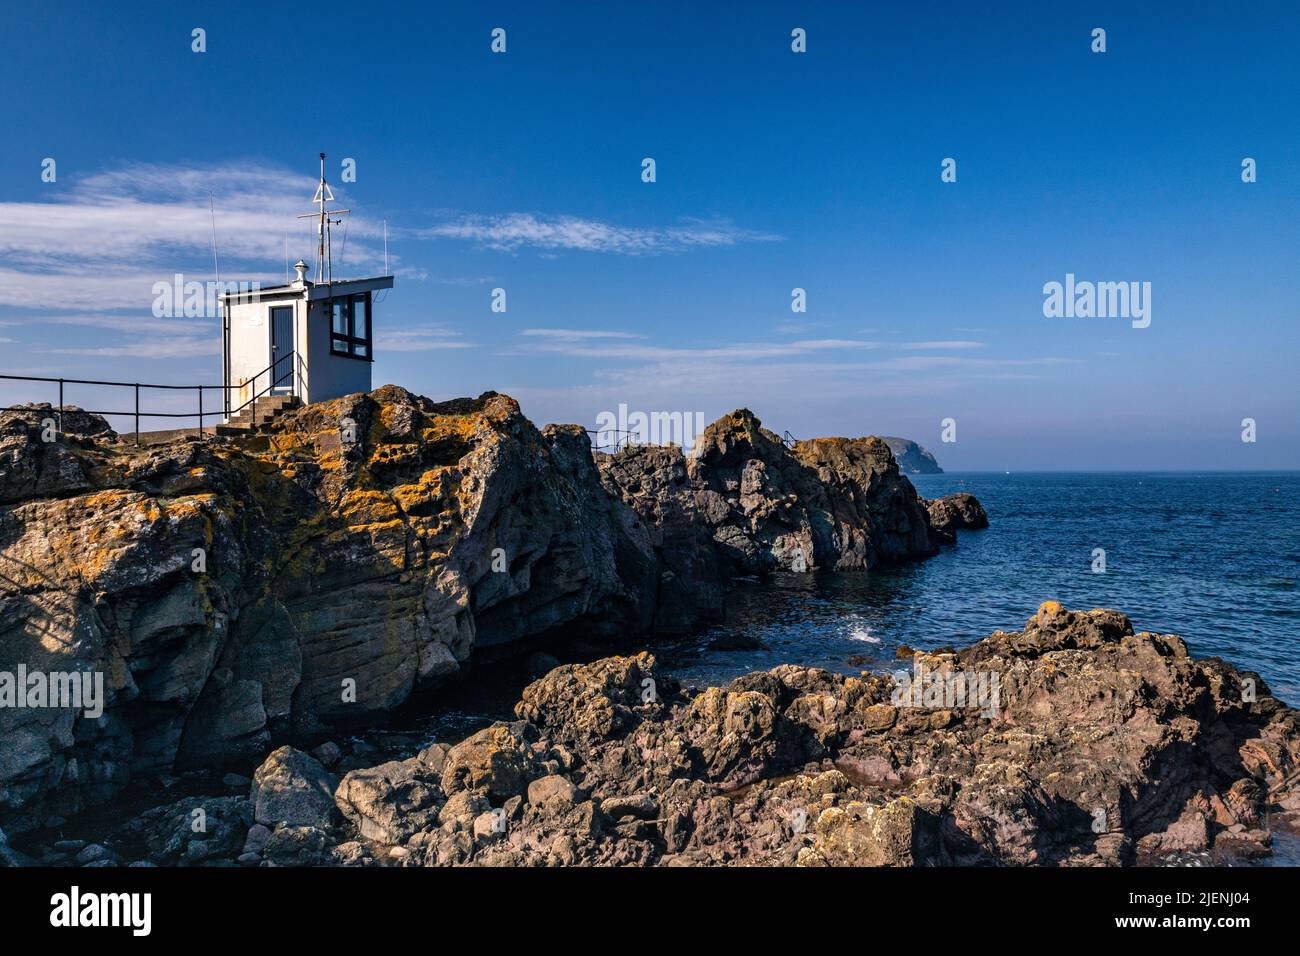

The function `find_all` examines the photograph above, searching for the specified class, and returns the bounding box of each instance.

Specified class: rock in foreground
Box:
[313,603,1299,867]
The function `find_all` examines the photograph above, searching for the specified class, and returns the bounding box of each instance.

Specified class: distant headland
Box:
[881,437,944,474]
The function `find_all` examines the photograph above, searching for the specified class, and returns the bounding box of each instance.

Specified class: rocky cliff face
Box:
[0,389,653,830]
[881,437,943,474]
[0,391,975,831]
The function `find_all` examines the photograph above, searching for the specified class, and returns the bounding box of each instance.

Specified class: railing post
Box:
[134,383,140,445]
[198,386,204,436]
[57,378,63,434]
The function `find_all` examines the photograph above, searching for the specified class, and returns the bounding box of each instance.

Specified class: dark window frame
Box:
[328,291,373,361]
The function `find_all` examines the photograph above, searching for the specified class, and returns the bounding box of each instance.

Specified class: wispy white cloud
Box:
[39,313,213,335]
[420,213,779,255]
[0,161,391,310]
[520,328,647,341]
[0,158,774,335]
[37,337,217,359]
[901,340,985,350]
[376,327,474,352]
[516,334,879,362]
[504,328,1076,436]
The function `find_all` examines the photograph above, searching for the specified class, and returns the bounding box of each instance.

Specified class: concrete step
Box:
[221,394,300,435]
[120,426,219,445]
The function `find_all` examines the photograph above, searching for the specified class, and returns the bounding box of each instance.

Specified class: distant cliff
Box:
[881,437,943,474]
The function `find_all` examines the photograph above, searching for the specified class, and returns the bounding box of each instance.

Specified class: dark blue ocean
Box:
[660,472,1300,707]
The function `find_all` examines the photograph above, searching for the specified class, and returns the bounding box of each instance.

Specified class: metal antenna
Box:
[297,152,350,284]
[208,194,221,284]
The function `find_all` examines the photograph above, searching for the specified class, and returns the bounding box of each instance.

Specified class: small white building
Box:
[220,262,393,414]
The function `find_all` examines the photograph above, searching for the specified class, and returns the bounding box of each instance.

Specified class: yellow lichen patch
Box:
[1038,600,1064,616]
[263,432,315,457]
[337,489,401,525]
[368,443,423,471]
[390,470,454,513]
[422,413,483,445]
[376,403,416,434]
[78,488,139,511]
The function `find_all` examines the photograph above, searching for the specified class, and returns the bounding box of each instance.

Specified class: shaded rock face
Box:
[118,796,252,866]
[0,393,979,831]
[0,389,652,830]
[299,604,1299,867]
[250,746,336,830]
[880,437,943,475]
[597,410,938,631]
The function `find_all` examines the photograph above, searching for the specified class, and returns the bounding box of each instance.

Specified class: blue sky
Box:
[1,1,1297,469]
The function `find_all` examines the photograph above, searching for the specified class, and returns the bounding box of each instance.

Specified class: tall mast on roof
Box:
[297,152,350,284]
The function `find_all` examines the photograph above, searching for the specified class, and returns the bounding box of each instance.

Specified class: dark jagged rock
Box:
[115,795,253,866]
[880,437,943,474]
[273,603,1296,868]
[924,492,990,545]
[597,409,939,632]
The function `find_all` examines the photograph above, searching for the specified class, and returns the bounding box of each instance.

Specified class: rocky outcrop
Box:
[0,392,979,832]
[597,410,938,631]
[881,437,942,474]
[302,603,1299,866]
[924,492,989,544]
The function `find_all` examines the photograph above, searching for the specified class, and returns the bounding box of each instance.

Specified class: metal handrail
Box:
[587,428,638,453]
[0,351,297,444]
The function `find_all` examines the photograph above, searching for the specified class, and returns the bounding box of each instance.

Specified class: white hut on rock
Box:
[219,153,392,429]
[220,263,392,412]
